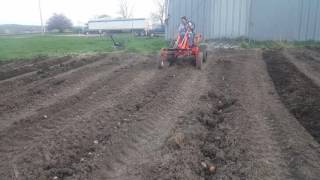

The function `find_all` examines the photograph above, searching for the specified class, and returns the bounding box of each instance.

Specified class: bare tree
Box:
[118,0,132,18]
[151,0,165,25]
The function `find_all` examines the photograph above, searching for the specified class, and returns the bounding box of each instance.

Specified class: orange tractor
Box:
[159,24,207,69]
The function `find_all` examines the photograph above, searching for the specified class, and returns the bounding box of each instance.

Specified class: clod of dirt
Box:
[52,79,65,86]
[93,140,99,145]
[48,167,74,179]
[209,164,216,173]
[200,161,216,174]
[123,118,130,122]
[167,132,185,149]
[216,149,226,160]
[197,112,219,129]
[201,161,207,168]
[216,98,238,111]
[43,115,48,119]
[201,143,217,159]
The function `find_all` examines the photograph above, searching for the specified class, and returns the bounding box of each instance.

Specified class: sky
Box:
[0,0,158,26]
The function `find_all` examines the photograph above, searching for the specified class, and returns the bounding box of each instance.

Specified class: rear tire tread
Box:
[196,52,203,70]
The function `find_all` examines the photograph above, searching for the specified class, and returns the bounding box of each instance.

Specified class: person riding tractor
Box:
[176,16,195,48]
[159,16,207,69]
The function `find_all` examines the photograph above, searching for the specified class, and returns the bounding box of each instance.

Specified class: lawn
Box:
[0,34,166,61]
[3,34,319,61]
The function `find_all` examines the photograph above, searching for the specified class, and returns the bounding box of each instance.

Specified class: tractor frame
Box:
[159,33,207,69]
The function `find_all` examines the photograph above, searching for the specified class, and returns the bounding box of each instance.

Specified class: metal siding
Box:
[237,0,243,37]
[298,0,303,40]
[290,0,300,40]
[222,0,227,37]
[311,0,318,40]
[301,0,308,40]
[237,0,242,37]
[206,0,210,37]
[306,0,312,40]
[215,0,221,38]
[249,0,320,41]
[316,1,320,41]
[231,0,236,37]
[226,0,232,37]
[313,0,319,40]
[211,0,215,38]
[165,0,320,41]
[300,0,307,40]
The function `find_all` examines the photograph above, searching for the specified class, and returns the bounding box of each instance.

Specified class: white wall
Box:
[88,19,147,31]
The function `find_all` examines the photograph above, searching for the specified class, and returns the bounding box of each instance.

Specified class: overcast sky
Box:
[0,0,157,26]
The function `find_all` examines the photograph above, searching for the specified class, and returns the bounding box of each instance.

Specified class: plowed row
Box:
[0,48,319,180]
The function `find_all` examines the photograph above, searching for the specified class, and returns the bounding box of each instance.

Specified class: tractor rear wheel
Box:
[196,52,203,70]
[200,44,208,63]
[203,50,208,63]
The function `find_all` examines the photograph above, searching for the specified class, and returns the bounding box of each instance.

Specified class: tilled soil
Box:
[0,48,320,180]
[264,49,320,143]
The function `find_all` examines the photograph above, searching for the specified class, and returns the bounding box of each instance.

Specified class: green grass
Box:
[3,34,319,61]
[0,33,166,61]
[240,39,320,49]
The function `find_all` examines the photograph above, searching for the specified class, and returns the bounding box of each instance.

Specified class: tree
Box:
[47,13,73,33]
[151,0,165,25]
[118,0,133,18]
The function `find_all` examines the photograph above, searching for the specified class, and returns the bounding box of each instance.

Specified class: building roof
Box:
[88,18,146,23]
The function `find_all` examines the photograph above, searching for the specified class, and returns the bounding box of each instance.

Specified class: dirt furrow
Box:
[284,49,320,87]
[0,56,151,148]
[0,57,182,179]
[264,49,320,143]
[0,55,140,130]
[1,49,320,180]
[223,50,295,179]
[232,49,320,179]
[91,62,209,180]
[305,47,320,59]
[43,66,191,180]
[134,51,247,180]
[0,56,51,69]
[0,56,71,81]
[0,54,106,97]
[148,49,320,180]
[0,60,13,67]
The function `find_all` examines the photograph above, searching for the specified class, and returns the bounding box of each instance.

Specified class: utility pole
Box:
[38,0,45,35]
